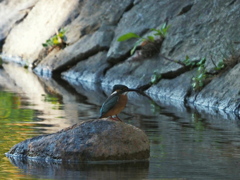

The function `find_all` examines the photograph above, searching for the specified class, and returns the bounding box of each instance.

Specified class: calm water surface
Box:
[0,64,240,180]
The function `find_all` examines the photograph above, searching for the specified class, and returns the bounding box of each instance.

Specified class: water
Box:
[1,63,240,179]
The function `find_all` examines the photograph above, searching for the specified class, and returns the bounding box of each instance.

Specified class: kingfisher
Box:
[99,84,138,121]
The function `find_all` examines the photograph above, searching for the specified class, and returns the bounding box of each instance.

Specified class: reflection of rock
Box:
[0,68,22,92]
[2,63,80,133]
[36,75,83,128]
[6,119,150,161]
[8,156,149,180]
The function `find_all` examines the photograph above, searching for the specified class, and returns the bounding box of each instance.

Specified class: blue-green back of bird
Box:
[99,92,119,117]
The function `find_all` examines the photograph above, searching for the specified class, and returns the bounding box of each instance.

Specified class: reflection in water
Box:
[1,64,240,179]
[8,157,149,180]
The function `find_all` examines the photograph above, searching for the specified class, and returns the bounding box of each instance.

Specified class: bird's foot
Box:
[109,116,122,122]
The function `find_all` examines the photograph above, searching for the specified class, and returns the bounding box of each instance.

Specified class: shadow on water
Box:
[1,63,240,179]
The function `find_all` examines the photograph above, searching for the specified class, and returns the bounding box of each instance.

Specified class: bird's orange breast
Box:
[101,94,128,118]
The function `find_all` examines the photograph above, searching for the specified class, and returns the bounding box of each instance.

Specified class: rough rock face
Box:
[34,28,114,76]
[189,64,240,114]
[6,119,150,161]
[1,0,240,115]
[2,0,79,64]
[62,51,110,82]
[0,0,38,48]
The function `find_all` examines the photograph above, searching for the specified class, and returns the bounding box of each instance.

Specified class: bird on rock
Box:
[99,84,138,121]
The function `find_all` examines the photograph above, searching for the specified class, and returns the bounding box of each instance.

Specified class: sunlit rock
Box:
[34,29,114,75]
[0,0,38,47]
[2,0,133,71]
[2,0,79,64]
[6,119,150,162]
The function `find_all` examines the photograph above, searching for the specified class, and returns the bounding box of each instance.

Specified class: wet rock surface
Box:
[6,119,150,162]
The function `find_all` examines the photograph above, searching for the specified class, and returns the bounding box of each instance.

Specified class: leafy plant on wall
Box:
[42,28,67,52]
[117,23,170,57]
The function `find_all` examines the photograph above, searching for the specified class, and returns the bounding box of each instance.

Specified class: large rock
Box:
[33,0,134,75]
[34,28,114,76]
[2,0,240,115]
[2,0,79,64]
[189,63,240,114]
[6,119,150,162]
[102,0,240,115]
[0,0,38,48]
[106,0,190,61]
[2,0,134,72]
[61,51,110,83]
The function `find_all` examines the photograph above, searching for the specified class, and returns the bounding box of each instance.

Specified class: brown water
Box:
[1,64,240,180]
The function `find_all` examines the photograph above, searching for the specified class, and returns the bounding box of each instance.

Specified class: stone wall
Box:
[1,0,240,116]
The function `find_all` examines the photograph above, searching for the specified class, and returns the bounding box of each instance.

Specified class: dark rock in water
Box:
[6,119,150,162]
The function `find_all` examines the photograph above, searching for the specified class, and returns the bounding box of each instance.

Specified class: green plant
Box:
[117,23,170,55]
[183,55,197,68]
[42,28,67,49]
[150,23,170,38]
[118,32,154,55]
[214,59,225,71]
[189,56,229,91]
[191,58,207,91]
[151,71,162,85]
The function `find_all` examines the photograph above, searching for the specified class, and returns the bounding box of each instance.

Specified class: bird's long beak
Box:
[126,88,141,93]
